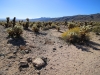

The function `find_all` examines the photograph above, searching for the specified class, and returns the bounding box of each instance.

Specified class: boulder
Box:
[33,58,45,68]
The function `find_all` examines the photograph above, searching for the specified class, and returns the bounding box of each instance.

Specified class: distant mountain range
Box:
[30,13,100,22]
[0,13,100,22]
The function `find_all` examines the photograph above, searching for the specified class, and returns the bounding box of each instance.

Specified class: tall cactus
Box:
[5,17,10,28]
[13,17,16,27]
[24,18,29,29]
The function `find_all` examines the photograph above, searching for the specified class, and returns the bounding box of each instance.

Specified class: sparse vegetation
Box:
[0,16,100,75]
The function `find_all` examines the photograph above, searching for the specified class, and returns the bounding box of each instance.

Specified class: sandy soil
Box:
[0,25,100,75]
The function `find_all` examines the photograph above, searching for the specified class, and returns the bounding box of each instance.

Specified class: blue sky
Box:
[0,0,100,19]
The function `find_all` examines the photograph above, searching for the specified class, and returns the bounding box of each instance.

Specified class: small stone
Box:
[27,58,32,63]
[0,54,5,57]
[19,61,29,68]
[33,58,45,68]
[36,70,40,75]
[53,48,56,50]
[59,46,63,48]
[19,45,26,50]
[25,50,29,54]
[13,50,18,54]
[53,48,56,52]
[7,54,16,59]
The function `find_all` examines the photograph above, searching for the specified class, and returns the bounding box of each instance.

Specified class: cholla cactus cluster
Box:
[62,25,92,44]
[7,24,23,38]
[0,17,100,42]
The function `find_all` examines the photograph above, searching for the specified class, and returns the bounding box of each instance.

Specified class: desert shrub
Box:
[7,24,23,38]
[23,18,29,29]
[7,27,14,37]
[62,27,80,42]
[32,25,39,33]
[5,17,10,28]
[62,27,90,44]
[68,22,76,29]
[92,26,100,35]
[80,25,92,33]
[56,26,60,31]
[36,22,42,28]
[13,25,23,37]
[42,26,51,30]
[0,22,6,26]
[29,22,35,27]
[51,23,57,28]
[12,17,16,27]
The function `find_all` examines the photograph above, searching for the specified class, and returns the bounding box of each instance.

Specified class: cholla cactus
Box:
[23,18,29,29]
[13,25,23,37]
[67,32,78,43]
[13,17,16,27]
[26,18,29,22]
[6,17,10,24]
[80,25,92,33]
[68,22,75,29]
[7,24,23,38]
[7,27,14,37]
[51,23,57,28]
[32,25,39,33]
[5,17,10,28]
[64,21,68,26]
[56,26,60,31]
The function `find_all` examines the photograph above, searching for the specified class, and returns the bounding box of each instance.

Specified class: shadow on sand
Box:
[7,36,26,46]
[73,41,100,52]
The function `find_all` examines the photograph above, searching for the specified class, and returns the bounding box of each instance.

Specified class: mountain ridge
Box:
[0,13,100,22]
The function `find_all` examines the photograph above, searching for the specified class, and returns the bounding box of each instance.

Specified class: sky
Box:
[0,0,100,19]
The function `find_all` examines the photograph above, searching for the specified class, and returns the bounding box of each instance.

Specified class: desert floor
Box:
[0,25,100,75]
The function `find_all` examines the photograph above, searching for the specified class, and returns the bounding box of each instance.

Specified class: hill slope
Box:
[30,13,100,22]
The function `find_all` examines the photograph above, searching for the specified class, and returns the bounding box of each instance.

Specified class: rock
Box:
[19,61,29,68]
[53,48,56,50]
[33,58,45,68]
[13,49,18,54]
[59,45,63,48]
[35,70,40,75]
[27,58,32,63]
[7,54,16,59]
[0,53,5,57]
[25,50,29,54]
[53,48,56,52]
[19,45,26,50]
